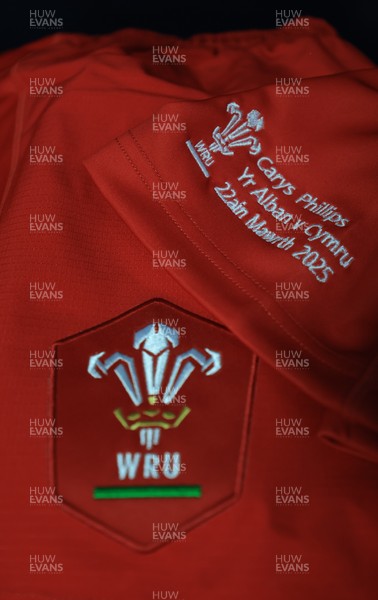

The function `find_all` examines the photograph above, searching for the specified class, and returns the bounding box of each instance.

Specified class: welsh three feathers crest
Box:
[87,322,222,449]
[210,101,264,156]
[186,101,265,177]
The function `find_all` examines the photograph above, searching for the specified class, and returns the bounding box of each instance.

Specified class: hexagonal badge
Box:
[52,299,256,551]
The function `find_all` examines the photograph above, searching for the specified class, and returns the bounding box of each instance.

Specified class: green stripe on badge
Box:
[93,485,202,499]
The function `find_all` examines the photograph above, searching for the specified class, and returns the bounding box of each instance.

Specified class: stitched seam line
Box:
[128,130,365,376]
[129,130,341,352]
[115,134,354,377]
[118,133,353,376]
[128,132,360,375]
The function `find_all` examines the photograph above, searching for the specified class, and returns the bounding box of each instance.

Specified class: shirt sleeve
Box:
[84,66,378,461]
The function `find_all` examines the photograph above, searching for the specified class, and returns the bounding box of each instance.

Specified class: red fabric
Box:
[0,20,377,600]
[86,68,378,429]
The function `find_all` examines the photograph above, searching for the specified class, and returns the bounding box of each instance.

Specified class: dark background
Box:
[1,2,377,62]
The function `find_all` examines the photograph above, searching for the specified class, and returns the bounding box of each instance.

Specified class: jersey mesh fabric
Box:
[0,20,377,600]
